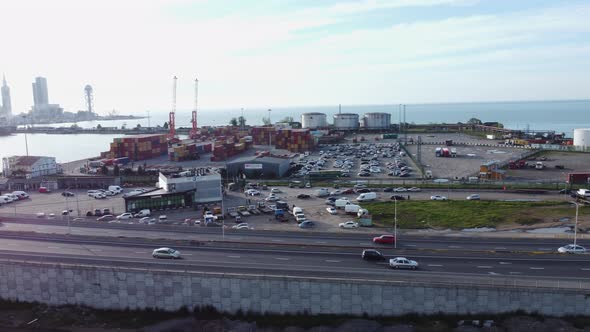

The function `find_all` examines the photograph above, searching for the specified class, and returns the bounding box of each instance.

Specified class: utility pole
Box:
[394,197,397,249]
[268,109,272,147]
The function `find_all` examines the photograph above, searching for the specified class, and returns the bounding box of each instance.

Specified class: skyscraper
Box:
[1,74,12,118]
[32,76,49,107]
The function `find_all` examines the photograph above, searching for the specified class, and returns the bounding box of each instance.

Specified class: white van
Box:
[12,191,29,200]
[134,209,151,218]
[292,207,303,215]
[344,204,361,214]
[315,188,330,197]
[356,192,377,202]
[108,185,123,194]
[5,194,19,202]
[335,199,351,209]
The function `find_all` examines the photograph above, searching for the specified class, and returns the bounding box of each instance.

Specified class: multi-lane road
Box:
[0,216,588,289]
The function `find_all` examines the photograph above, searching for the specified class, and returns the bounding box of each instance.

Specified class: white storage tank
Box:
[362,112,391,129]
[333,113,360,130]
[573,128,590,147]
[301,112,327,129]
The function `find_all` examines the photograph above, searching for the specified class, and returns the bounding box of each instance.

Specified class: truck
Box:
[356,192,377,202]
[568,173,590,185]
[335,199,351,209]
[442,148,450,157]
[274,208,285,219]
[576,189,590,199]
[275,200,289,211]
[445,140,453,146]
[345,204,361,214]
[435,148,442,157]
[450,148,457,158]
[315,188,330,197]
[425,170,433,179]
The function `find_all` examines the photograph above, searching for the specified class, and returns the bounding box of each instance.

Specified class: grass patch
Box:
[361,200,585,229]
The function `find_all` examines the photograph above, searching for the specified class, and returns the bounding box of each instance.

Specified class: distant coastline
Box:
[18,114,146,126]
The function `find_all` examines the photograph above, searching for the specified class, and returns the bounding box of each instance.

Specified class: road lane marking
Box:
[509,272,522,275]
[581,268,590,271]
[404,244,417,247]
[494,247,507,250]
[47,246,61,249]
[228,255,241,259]
[537,248,552,251]
[427,264,443,267]
[134,251,146,254]
[488,272,500,275]
[530,267,545,270]
[477,266,492,269]
[448,245,462,248]
[499,262,512,265]
[275,257,290,261]
[315,241,327,244]
[325,260,341,263]
[271,239,284,242]
[182,253,193,256]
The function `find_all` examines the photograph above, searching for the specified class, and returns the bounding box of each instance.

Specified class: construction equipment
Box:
[168,76,179,144]
[189,78,199,139]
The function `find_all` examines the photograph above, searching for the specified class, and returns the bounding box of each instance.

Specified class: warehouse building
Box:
[124,168,222,213]
[226,155,291,179]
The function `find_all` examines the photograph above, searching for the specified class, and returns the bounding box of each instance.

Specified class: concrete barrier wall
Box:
[0,261,588,317]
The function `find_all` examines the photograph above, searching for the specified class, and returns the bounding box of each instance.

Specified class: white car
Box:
[232,223,251,230]
[36,212,46,218]
[407,187,421,192]
[104,190,117,196]
[152,247,181,259]
[245,189,261,196]
[394,187,407,192]
[389,257,419,269]
[326,207,337,215]
[430,195,447,201]
[353,184,367,189]
[158,215,168,222]
[138,217,153,224]
[557,244,586,254]
[116,213,133,220]
[339,221,359,229]
[466,194,480,200]
[270,188,282,193]
[330,190,343,196]
[265,196,279,202]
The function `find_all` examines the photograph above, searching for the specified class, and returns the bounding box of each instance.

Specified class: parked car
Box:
[12,191,29,199]
[94,209,103,216]
[373,234,395,244]
[158,215,168,221]
[152,247,181,259]
[38,187,51,193]
[326,207,337,215]
[430,195,447,201]
[116,213,133,220]
[297,194,311,199]
[232,223,251,230]
[407,187,421,192]
[139,217,153,224]
[298,220,315,229]
[383,187,394,192]
[270,188,282,193]
[245,189,261,196]
[390,195,405,201]
[466,194,480,200]
[102,208,111,215]
[339,221,359,229]
[97,215,115,222]
[362,249,385,261]
[134,209,151,218]
[61,191,75,197]
[557,244,587,254]
[393,187,407,192]
[389,257,419,269]
[355,188,371,194]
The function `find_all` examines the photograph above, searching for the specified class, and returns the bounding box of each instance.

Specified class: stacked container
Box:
[108,134,168,161]
[272,129,315,152]
[251,127,276,145]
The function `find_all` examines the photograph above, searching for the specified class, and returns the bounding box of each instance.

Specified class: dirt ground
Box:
[505,151,590,183]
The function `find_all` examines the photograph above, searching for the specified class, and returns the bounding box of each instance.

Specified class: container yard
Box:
[103,134,168,161]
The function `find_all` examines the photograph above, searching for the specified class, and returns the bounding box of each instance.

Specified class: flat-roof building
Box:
[226,155,291,179]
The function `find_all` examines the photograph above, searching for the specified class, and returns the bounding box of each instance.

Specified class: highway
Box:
[0,227,588,288]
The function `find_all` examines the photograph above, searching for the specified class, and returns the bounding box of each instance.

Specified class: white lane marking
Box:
[537,248,552,251]
[488,272,499,275]
[5,244,16,246]
[271,239,284,242]
[499,262,512,265]
[448,245,462,248]
[581,268,590,271]
[92,249,103,252]
[530,267,545,270]
[325,260,341,263]
[509,272,522,275]
[360,243,368,245]
[477,266,492,269]
[427,264,443,267]
[228,255,241,259]
[182,253,193,256]
[494,247,507,250]
[47,246,61,249]
[404,244,417,247]
[134,251,146,254]
[315,241,327,244]
[275,257,290,261]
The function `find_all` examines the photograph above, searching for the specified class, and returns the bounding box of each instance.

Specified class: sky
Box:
[1,0,589,115]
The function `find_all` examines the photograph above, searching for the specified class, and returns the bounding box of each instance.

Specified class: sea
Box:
[1,100,589,163]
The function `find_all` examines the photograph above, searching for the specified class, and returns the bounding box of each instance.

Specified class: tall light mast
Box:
[168,76,177,141]
[190,78,199,139]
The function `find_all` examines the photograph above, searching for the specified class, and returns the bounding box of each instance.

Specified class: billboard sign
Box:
[244,163,263,170]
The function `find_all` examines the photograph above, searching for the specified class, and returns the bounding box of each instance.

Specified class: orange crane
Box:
[189,78,199,139]
[168,76,179,144]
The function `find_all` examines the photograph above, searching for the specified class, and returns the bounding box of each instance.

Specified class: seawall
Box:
[0,261,588,317]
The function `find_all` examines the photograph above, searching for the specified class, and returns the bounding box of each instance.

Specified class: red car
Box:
[342,188,355,194]
[373,234,395,244]
[38,187,51,193]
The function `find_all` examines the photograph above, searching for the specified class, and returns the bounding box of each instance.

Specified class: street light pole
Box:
[267,109,272,147]
[573,201,579,247]
[220,183,225,240]
[394,197,397,249]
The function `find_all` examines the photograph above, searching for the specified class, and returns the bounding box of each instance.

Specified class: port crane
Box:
[168,76,180,144]
[189,78,199,139]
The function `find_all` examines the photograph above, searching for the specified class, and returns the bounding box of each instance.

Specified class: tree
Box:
[280,116,294,123]
[238,116,246,127]
[136,123,142,129]
[467,118,482,125]
[137,165,144,175]
[113,164,120,176]
[96,124,102,130]
[163,122,169,129]
[229,118,238,126]
[262,117,271,126]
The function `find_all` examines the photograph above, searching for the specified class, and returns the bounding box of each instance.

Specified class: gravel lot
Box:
[505,151,590,183]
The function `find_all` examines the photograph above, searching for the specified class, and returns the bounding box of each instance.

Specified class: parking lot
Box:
[404,133,529,180]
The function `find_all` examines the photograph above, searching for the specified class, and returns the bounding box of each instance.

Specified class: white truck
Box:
[345,204,361,214]
[315,188,330,197]
[335,199,351,209]
[576,189,590,198]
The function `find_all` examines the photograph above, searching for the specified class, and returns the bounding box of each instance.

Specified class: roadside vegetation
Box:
[361,200,587,229]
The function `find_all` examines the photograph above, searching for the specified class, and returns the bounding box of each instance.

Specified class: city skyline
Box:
[0,0,589,115]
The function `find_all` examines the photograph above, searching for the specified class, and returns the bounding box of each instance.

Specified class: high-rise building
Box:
[32,76,49,106]
[1,74,12,118]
